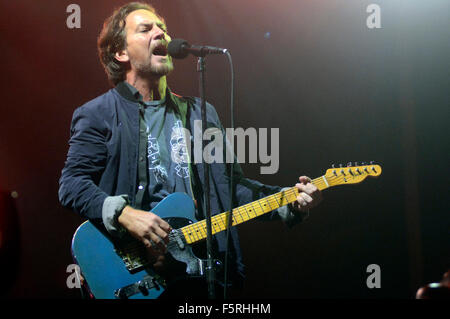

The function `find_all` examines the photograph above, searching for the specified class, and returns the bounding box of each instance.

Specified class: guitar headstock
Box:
[324,162,382,187]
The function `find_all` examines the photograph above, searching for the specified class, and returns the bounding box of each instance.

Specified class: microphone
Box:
[168,38,228,59]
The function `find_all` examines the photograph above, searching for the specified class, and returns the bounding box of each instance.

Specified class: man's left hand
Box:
[292,176,323,212]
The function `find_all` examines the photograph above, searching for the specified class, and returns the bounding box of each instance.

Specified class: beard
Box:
[133,56,174,78]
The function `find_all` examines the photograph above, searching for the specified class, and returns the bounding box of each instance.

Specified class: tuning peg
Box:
[332,163,335,168]
[355,162,358,166]
[347,162,352,167]
[339,163,343,168]
[370,161,375,165]
[362,162,366,165]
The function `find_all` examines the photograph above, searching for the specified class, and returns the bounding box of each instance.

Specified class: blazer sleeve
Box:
[58,105,110,220]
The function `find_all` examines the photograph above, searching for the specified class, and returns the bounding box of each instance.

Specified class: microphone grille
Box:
[168,38,189,59]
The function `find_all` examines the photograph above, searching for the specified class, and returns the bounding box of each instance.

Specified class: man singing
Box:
[59,2,322,298]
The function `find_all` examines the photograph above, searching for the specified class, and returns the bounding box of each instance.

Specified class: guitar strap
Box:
[182,102,205,221]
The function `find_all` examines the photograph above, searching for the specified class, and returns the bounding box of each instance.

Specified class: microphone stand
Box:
[197,55,216,299]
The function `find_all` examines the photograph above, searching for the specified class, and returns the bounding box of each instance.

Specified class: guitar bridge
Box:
[115,243,149,273]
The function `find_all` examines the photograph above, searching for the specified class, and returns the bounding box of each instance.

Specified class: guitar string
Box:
[124,173,348,255]
[155,167,378,248]
[184,187,297,241]
[124,184,300,256]
[168,167,378,246]
[121,168,376,254]
[181,170,375,243]
[124,178,342,255]
[182,187,300,242]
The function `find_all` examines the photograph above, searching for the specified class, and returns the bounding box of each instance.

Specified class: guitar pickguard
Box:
[165,217,206,277]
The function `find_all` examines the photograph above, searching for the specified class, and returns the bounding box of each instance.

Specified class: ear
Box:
[115,49,129,63]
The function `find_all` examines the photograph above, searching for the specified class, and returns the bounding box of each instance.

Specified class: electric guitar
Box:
[71,163,382,299]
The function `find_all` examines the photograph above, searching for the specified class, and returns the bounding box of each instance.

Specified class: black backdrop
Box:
[0,0,448,298]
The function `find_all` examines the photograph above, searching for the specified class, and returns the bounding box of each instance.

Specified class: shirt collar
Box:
[115,81,187,120]
[121,81,166,106]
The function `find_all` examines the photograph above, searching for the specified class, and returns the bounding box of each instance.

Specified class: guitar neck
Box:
[180,175,330,245]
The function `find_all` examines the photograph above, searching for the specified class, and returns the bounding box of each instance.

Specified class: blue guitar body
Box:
[71,192,211,299]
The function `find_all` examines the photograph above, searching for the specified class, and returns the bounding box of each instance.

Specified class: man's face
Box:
[121,9,173,77]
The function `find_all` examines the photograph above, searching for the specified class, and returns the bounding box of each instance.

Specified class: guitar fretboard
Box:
[180,176,329,244]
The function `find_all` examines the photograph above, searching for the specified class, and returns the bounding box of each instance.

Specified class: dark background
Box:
[0,0,448,298]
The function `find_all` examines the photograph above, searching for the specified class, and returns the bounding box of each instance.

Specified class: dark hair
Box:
[97,2,164,86]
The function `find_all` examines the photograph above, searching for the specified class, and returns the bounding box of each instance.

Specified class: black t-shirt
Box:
[142,98,195,210]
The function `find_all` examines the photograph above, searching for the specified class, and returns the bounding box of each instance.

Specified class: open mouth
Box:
[153,43,168,56]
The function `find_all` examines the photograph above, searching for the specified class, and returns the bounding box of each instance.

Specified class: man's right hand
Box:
[117,205,172,258]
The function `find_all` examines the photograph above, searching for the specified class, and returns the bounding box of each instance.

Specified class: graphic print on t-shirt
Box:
[170,120,190,179]
[147,134,168,183]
